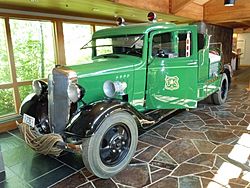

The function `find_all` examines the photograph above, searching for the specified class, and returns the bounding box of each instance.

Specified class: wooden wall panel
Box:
[113,0,170,14]
[170,0,193,13]
[174,2,203,21]
[204,0,250,23]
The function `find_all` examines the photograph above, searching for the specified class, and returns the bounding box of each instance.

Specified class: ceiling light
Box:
[92,8,99,12]
[224,0,235,6]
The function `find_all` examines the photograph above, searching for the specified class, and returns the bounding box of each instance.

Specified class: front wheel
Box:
[212,73,229,105]
[82,111,138,179]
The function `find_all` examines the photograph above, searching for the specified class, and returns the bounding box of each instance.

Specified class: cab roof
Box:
[93,22,177,39]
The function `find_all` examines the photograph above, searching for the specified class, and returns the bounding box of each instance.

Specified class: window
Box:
[19,85,32,102]
[178,31,192,57]
[198,33,205,51]
[0,18,15,117]
[0,18,113,120]
[63,23,93,65]
[96,38,113,56]
[152,32,175,57]
[0,18,56,118]
[152,31,192,58]
[0,88,15,116]
[0,19,12,84]
[10,19,55,81]
[82,35,144,58]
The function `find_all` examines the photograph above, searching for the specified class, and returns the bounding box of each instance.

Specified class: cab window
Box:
[152,32,175,58]
[152,31,192,58]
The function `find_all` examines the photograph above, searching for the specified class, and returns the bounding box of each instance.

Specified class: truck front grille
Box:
[48,67,77,134]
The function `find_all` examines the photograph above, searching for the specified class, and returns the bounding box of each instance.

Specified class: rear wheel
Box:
[212,73,228,105]
[224,69,231,88]
[82,111,138,179]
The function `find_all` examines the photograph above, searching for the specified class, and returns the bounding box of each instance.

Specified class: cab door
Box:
[145,26,199,109]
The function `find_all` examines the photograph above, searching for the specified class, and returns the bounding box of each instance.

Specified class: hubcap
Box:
[99,123,131,166]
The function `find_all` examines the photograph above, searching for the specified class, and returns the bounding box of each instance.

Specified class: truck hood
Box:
[67,55,142,78]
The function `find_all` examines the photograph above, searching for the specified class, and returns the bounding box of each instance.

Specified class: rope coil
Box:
[17,123,63,156]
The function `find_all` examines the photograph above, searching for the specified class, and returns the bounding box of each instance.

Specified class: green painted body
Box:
[68,22,222,112]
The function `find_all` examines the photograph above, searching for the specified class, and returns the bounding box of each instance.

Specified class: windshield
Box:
[81,34,144,58]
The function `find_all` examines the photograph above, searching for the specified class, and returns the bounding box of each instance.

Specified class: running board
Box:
[141,109,178,129]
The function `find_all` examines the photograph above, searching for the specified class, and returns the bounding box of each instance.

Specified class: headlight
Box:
[103,80,127,98]
[32,80,47,96]
[67,83,85,103]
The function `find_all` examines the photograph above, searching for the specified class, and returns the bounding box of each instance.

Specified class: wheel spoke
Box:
[116,125,127,139]
[103,127,116,142]
[100,146,112,160]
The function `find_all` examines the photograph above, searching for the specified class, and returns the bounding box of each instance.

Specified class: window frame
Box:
[0,14,113,124]
[149,26,197,60]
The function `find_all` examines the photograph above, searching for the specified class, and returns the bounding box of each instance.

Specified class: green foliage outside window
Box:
[0,89,15,116]
[0,19,12,84]
[10,19,55,81]
[0,19,55,117]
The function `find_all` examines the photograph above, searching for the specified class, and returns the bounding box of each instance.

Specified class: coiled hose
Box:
[17,122,63,156]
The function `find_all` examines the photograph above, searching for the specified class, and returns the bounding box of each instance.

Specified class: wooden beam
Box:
[54,20,66,65]
[237,21,250,27]
[193,0,211,5]
[0,121,17,133]
[234,28,250,33]
[174,2,203,20]
[170,0,193,14]
[204,0,250,24]
[113,0,170,14]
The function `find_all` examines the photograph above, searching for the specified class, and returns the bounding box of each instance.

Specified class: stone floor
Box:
[0,67,250,188]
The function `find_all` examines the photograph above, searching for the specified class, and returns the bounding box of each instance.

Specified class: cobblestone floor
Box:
[1,68,250,188]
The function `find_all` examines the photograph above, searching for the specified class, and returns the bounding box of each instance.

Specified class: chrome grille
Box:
[48,67,77,134]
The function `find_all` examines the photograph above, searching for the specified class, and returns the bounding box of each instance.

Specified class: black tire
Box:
[82,111,138,179]
[212,73,228,105]
[224,69,231,88]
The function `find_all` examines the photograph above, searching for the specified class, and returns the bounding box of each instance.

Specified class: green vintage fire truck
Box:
[20,13,231,178]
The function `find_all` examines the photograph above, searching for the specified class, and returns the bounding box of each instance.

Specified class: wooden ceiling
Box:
[204,0,250,29]
[0,0,249,29]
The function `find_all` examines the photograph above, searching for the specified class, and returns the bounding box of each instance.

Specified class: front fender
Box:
[65,100,146,138]
[20,93,48,126]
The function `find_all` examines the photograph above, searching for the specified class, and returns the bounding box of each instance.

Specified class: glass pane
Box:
[178,32,192,57]
[152,32,175,57]
[0,88,15,117]
[95,25,111,31]
[0,19,12,84]
[10,19,55,81]
[63,23,93,65]
[19,85,32,102]
[96,38,113,56]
